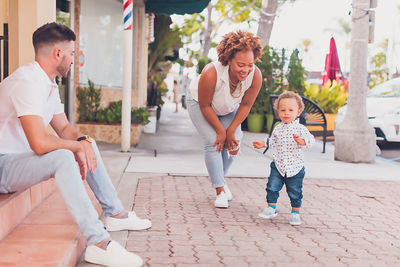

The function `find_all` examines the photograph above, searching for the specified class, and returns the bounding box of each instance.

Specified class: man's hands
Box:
[74,150,88,180]
[74,141,97,180]
[80,141,97,173]
[293,134,306,146]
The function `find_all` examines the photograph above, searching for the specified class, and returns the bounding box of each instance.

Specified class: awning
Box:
[145,0,211,15]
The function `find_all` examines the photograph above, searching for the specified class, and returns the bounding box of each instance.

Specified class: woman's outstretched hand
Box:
[212,130,227,152]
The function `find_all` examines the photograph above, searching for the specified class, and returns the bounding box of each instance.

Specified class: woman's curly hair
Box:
[216,30,263,66]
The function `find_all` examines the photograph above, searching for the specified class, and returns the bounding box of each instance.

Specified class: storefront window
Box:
[80,0,123,88]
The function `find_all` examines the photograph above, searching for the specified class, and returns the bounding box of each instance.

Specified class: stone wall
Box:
[76,123,142,145]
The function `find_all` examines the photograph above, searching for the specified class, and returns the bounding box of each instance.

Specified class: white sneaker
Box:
[214,192,229,208]
[224,184,233,201]
[289,213,301,226]
[85,240,143,267]
[258,206,278,219]
[105,211,152,232]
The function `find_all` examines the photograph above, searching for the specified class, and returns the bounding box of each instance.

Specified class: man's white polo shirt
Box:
[0,62,64,154]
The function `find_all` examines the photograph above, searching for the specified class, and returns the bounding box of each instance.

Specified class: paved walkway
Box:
[87,102,400,266]
[129,176,400,266]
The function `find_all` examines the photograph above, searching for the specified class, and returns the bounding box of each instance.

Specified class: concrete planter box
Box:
[76,122,143,145]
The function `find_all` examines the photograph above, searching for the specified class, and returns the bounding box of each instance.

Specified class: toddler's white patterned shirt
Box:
[267,119,315,177]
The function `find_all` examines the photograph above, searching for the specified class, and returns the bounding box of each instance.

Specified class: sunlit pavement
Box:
[128,175,400,266]
[87,102,400,266]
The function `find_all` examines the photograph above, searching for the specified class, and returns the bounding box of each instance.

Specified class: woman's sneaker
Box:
[258,206,278,219]
[224,184,233,201]
[214,192,229,208]
[289,213,301,225]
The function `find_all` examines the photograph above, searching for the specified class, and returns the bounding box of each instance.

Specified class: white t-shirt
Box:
[189,61,255,116]
[0,62,64,154]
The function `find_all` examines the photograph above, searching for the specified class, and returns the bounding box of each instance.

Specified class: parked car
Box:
[335,77,400,142]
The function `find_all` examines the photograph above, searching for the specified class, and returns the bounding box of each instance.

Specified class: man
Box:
[0,23,150,267]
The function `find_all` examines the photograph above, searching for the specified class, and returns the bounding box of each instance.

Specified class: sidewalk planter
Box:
[143,106,157,133]
[76,122,142,145]
[247,113,264,133]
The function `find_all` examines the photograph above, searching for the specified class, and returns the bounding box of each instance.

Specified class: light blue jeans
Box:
[187,98,243,188]
[0,140,123,245]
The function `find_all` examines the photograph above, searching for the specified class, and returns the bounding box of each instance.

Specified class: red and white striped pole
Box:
[123,0,133,30]
[121,0,134,151]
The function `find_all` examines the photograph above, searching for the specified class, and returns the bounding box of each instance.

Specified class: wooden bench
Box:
[269,94,327,153]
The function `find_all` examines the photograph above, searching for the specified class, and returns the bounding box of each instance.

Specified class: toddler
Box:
[253,91,315,225]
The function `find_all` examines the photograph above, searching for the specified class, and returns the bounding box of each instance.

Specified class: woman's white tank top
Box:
[189,61,255,116]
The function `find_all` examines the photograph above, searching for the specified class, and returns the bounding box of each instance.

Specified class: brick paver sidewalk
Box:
[127,176,400,266]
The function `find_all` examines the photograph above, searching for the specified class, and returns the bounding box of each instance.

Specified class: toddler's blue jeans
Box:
[266,161,305,208]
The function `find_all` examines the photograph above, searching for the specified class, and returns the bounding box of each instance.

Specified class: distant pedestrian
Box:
[173,80,179,112]
[187,30,263,208]
[253,91,315,225]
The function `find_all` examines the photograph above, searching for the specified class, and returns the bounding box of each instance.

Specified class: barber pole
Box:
[121,0,133,151]
[123,0,133,30]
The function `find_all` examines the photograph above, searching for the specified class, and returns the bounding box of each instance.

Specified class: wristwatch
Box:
[77,135,92,143]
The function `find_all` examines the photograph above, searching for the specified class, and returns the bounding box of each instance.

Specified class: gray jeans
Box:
[0,141,123,245]
[187,98,243,188]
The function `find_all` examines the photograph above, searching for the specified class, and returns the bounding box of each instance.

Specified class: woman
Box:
[187,31,263,208]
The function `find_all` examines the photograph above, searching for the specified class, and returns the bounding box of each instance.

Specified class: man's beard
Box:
[56,56,70,77]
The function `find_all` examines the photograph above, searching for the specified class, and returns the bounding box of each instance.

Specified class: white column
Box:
[121,29,132,151]
[334,0,376,163]
[121,0,133,152]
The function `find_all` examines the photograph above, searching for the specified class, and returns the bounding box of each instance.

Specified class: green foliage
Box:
[369,52,389,88]
[148,14,183,79]
[252,46,286,114]
[77,80,101,122]
[286,49,307,95]
[196,56,212,74]
[304,80,347,113]
[131,107,150,125]
[95,101,150,125]
[77,81,149,125]
[95,101,122,124]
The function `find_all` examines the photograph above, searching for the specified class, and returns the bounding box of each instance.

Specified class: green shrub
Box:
[304,80,347,113]
[77,80,101,122]
[77,80,149,125]
[131,107,150,125]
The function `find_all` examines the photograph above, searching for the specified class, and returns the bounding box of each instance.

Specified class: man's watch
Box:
[77,135,92,143]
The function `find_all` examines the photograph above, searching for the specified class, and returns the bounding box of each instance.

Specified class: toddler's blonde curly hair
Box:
[274,91,305,112]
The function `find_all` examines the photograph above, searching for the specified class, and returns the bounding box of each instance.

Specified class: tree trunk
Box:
[201,3,213,57]
[256,0,278,47]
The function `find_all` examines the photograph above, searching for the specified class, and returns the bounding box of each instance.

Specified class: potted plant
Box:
[251,46,286,133]
[304,80,347,131]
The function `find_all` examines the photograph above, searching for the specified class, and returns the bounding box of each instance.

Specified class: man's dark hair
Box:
[32,22,76,53]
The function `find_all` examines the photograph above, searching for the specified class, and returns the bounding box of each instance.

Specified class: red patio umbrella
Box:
[322,37,344,85]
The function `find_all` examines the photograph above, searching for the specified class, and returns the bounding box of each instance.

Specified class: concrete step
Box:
[0,179,56,241]
[0,180,101,266]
